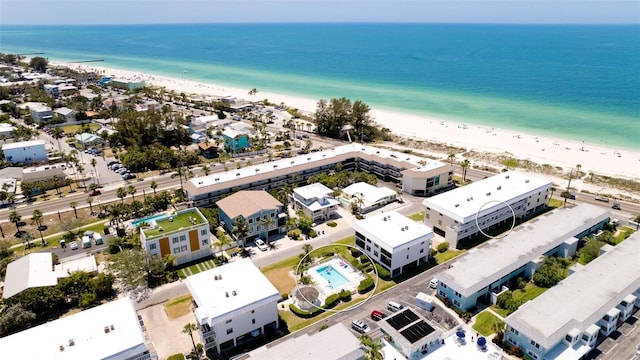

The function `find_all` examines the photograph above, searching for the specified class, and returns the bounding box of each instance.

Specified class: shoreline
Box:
[55,61,640,182]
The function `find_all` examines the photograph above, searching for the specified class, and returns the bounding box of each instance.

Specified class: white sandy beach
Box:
[57,62,640,182]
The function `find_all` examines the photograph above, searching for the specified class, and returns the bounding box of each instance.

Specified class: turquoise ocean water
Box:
[0,23,638,149]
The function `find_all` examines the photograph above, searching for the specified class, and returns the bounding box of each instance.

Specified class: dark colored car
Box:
[371,310,387,321]
[612,203,621,210]
[89,189,101,196]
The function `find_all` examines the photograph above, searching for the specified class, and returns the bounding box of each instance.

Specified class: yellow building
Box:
[139,208,211,265]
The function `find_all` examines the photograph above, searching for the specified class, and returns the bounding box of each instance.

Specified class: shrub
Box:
[319,323,329,331]
[309,229,317,238]
[326,221,337,227]
[359,254,370,264]
[516,277,527,290]
[430,248,437,257]
[339,289,352,301]
[279,293,289,302]
[358,276,375,294]
[287,229,302,240]
[323,251,334,257]
[300,276,312,285]
[325,293,340,308]
[437,242,450,253]
[374,264,391,280]
[350,248,361,257]
[167,354,185,360]
[289,303,324,318]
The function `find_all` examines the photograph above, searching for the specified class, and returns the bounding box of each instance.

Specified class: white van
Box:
[81,236,92,249]
[387,301,404,312]
[429,278,439,289]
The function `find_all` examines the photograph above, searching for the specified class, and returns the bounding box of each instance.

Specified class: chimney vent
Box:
[232,290,237,296]
[104,326,110,333]
[60,345,65,352]
[225,291,229,297]
[69,339,75,347]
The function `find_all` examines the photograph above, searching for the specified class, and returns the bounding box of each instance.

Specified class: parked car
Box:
[612,203,621,210]
[255,239,268,251]
[594,196,610,203]
[429,278,439,289]
[107,160,119,166]
[371,310,386,321]
[69,241,79,250]
[122,173,136,180]
[351,320,371,333]
[89,189,101,196]
[116,167,129,174]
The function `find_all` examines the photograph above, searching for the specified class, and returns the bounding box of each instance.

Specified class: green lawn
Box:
[613,227,635,245]
[434,249,464,264]
[408,212,424,222]
[472,311,504,336]
[516,284,547,303]
[547,198,564,208]
[142,210,205,238]
[177,258,217,279]
[61,123,101,134]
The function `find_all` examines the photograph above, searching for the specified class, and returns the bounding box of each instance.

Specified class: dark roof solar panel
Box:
[400,321,435,344]
[385,309,419,330]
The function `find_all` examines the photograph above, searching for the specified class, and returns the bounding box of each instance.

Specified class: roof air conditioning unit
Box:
[60,346,65,352]
[486,192,491,196]
[225,291,229,297]
[69,339,75,347]
[525,179,530,183]
[104,326,110,333]
[110,325,114,331]
[497,186,502,190]
[401,227,404,231]
[232,290,237,296]
[505,175,510,179]
[404,226,409,230]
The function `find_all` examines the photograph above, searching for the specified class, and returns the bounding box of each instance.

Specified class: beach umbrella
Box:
[477,337,487,347]
[456,330,466,338]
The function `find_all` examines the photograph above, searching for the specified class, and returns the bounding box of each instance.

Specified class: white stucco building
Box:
[28,103,53,121]
[292,182,339,222]
[2,140,47,163]
[354,211,433,278]
[0,297,157,359]
[422,171,552,249]
[185,259,281,356]
[340,182,397,213]
[504,232,640,360]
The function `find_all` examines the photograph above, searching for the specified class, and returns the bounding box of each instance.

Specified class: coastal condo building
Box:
[184,143,454,207]
[185,259,281,356]
[422,171,552,249]
[0,297,157,359]
[504,232,640,360]
[354,211,434,278]
[435,204,610,311]
[139,208,211,265]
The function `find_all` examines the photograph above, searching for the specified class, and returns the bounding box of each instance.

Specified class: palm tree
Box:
[460,159,470,183]
[52,175,61,196]
[87,196,94,215]
[576,164,582,179]
[76,164,85,187]
[548,186,556,205]
[32,209,45,246]
[182,323,199,359]
[117,187,127,203]
[360,335,384,360]
[50,127,63,151]
[202,164,210,176]
[9,210,21,232]
[128,185,137,202]
[91,158,99,185]
[150,180,158,195]
[447,152,456,166]
[248,87,258,101]
[232,217,249,246]
[70,201,78,218]
[259,215,275,246]
[20,232,34,251]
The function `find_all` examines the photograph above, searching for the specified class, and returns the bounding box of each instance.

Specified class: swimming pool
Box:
[316,265,349,288]
[131,214,168,228]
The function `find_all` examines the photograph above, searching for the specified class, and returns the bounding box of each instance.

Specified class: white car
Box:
[351,320,371,333]
[255,239,268,251]
[69,241,79,250]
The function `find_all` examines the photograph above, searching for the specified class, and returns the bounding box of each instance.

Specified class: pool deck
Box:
[308,258,365,298]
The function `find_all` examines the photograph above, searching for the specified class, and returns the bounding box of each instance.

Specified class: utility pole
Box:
[564,169,573,208]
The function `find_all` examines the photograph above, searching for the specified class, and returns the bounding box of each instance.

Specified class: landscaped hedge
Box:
[374,264,391,280]
[167,354,185,360]
[350,248,361,257]
[327,221,338,227]
[358,276,375,294]
[359,254,370,264]
[437,242,450,253]
[289,303,324,318]
[325,293,340,308]
[339,289,352,301]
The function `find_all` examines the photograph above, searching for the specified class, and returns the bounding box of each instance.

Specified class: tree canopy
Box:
[29,57,49,73]
[314,97,376,142]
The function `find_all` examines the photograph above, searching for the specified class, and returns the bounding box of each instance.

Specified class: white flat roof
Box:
[439,204,610,297]
[353,211,434,249]
[0,297,148,360]
[189,143,447,190]
[506,231,640,350]
[423,171,551,222]
[246,323,364,360]
[186,258,280,324]
[3,253,58,298]
[2,139,46,150]
[342,182,396,204]
[293,182,333,200]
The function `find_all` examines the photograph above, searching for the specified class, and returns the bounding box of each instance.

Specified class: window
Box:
[420,249,424,253]
[149,243,157,250]
[225,319,232,324]
[454,291,461,298]
[202,239,208,245]
[252,319,256,324]
[181,245,188,252]
[248,218,253,224]
[251,310,255,314]
[271,213,275,217]
[565,334,573,342]
[226,328,233,334]
[172,237,180,244]
[201,229,207,236]
[581,334,589,342]
[510,328,519,335]
[180,235,186,242]
[173,247,181,253]
[366,246,371,251]
[374,250,379,257]
[453,300,461,307]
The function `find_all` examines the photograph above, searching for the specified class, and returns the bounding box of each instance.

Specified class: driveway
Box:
[138,303,201,360]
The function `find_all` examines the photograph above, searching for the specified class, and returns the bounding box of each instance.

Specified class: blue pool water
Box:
[316,265,349,288]
[131,214,168,228]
